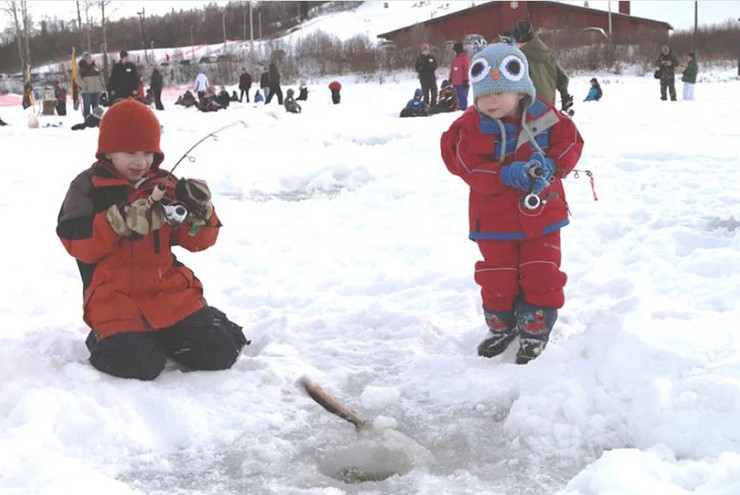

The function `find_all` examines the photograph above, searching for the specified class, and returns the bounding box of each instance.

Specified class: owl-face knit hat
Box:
[96,98,164,168]
[469,42,536,109]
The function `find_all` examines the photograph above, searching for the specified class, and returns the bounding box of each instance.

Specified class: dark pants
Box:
[240,88,250,103]
[56,101,67,116]
[660,77,677,101]
[265,84,283,105]
[331,89,341,104]
[420,78,438,106]
[153,88,164,110]
[86,306,249,380]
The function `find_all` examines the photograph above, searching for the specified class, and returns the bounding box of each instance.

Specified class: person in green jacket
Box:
[681,52,698,101]
[512,20,573,115]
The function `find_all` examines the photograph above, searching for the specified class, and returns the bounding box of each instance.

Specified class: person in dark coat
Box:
[150,68,164,110]
[296,81,308,101]
[53,81,67,116]
[284,88,302,113]
[107,51,139,103]
[265,61,283,105]
[238,68,252,103]
[71,105,105,130]
[328,81,341,104]
[428,79,459,115]
[656,44,679,101]
[216,87,231,108]
[175,90,197,108]
[259,67,270,102]
[415,43,438,106]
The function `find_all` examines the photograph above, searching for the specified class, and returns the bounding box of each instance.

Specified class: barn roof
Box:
[377,1,673,41]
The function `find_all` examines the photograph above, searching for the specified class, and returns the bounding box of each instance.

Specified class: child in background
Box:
[254,89,264,103]
[681,52,698,101]
[57,99,248,380]
[53,80,67,116]
[583,77,603,101]
[399,88,429,118]
[440,43,584,364]
[428,79,460,114]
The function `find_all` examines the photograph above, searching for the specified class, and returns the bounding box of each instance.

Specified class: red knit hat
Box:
[96,98,164,168]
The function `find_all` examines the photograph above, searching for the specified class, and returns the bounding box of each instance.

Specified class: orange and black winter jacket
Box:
[57,161,220,340]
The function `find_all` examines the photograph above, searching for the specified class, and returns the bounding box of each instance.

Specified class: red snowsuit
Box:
[440,99,583,310]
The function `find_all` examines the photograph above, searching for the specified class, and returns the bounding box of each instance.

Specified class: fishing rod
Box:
[148,120,248,225]
[170,119,248,175]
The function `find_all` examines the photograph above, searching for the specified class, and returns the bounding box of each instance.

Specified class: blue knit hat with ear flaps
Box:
[470,43,536,109]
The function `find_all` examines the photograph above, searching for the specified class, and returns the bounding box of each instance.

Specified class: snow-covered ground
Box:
[1,61,739,494]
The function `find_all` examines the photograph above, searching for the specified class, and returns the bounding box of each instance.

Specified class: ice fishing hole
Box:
[319,444,412,483]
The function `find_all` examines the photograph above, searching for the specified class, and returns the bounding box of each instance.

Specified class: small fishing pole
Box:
[169,119,248,174]
[148,120,247,224]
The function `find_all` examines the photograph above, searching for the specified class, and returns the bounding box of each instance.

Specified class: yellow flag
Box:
[71,47,80,111]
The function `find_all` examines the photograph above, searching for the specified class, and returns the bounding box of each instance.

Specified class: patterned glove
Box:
[500,161,531,191]
[175,178,214,225]
[106,198,166,238]
[526,152,556,195]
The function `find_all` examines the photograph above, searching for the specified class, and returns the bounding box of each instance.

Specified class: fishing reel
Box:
[160,201,189,225]
[521,163,555,210]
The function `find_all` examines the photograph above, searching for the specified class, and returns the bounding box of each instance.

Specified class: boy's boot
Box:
[477,308,517,358]
[514,301,557,365]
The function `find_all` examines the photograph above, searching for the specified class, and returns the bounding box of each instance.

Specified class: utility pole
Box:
[222,11,226,46]
[137,7,147,64]
[694,1,698,37]
[249,2,254,41]
[190,25,195,60]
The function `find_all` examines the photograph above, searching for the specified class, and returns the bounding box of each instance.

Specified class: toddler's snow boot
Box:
[514,302,557,365]
[477,308,517,358]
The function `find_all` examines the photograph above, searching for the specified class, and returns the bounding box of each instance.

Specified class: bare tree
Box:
[99,0,111,81]
[2,1,26,70]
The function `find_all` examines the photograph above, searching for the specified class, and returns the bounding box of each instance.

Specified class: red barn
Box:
[377,1,672,47]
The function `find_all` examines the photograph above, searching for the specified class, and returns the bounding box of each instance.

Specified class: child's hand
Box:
[175,178,214,223]
[500,161,532,191]
[526,152,556,194]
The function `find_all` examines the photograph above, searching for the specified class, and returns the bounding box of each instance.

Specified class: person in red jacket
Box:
[57,98,248,380]
[329,80,342,104]
[440,43,584,364]
[448,42,470,110]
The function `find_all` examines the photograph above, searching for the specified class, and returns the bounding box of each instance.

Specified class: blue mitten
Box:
[526,152,556,194]
[500,161,531,191]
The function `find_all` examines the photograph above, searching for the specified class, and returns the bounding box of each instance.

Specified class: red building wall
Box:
[377,1,669,47]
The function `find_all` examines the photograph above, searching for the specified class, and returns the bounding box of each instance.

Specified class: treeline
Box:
[0,1,356,74]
